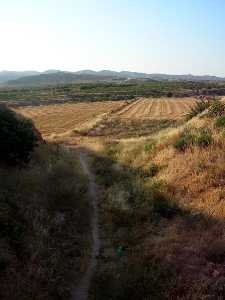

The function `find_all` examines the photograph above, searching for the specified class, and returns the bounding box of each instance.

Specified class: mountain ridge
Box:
[1,69,224,87]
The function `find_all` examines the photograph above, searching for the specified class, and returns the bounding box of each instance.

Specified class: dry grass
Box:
[16,98,196,141]
[89,111,225,299]
[0,144,90,300]
[16,101,126,137]
[114,97,196,120]
[12,98,225,299]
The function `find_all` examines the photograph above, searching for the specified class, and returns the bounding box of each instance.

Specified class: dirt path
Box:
[72,151,100,300]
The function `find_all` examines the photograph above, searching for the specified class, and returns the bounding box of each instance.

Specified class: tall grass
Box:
[186,98,212,120]
[0,144,90,300]
[89,118,225,299]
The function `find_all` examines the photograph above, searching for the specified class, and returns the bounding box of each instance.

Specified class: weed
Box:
[207,100,225,117]
[186,99,211,120]
[144,141,155,153]
[215,116,225,128]
[174,128,195,151]
[174,127,213,151]
[195,129,213,147]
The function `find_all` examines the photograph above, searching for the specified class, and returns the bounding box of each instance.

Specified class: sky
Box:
[0,0,225,76]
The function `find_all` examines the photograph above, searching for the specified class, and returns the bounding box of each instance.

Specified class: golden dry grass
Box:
[16,98,196,140]
[91,113,225,299]
[16,101,126,137]
[115,97,196,120]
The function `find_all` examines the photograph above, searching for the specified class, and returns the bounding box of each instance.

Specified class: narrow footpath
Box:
[72,151,100,300]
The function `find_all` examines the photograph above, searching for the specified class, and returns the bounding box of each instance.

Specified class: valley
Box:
[3,88,225,300]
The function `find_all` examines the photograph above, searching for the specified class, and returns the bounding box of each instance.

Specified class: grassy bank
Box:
[0,143,90,300]
[89,101,225,299]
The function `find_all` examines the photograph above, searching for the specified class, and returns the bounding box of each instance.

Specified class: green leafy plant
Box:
[215,116,225,128]
[174,129,195,151]
[0,105,38,165]
[174,127,213,151]
[195,129,213,147]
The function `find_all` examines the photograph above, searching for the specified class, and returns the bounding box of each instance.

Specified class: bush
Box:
[207,100,225,117]
[186,99,211,120]
[174,129,195,151]
[195,129,213,147]
[174,128,213,151]
[0,105,38,165]
[144,142,155,153]
[215,116,225,128]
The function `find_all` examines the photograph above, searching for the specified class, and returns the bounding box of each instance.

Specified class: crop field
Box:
[16,101,126,136]
[16,97,196,138]
[115,97,196,119]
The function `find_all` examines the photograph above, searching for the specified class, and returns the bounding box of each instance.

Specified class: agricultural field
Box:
[1,80,225,105]
[16,97,196,139]
[5,93,225,300]
[114,97,196,119]
[83,98,197,138]
[16,100,126,137]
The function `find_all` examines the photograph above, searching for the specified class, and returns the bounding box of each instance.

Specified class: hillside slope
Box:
[88,99,225,299]
[5,72,124,87]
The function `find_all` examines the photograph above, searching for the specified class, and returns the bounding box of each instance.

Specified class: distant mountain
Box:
[0,71,40,83]
[4,71,124,87]
[43,69,61,74]
[74,70,225,81]
[75,70,149,78]
[1,69,225,87]
[145,73,225,81]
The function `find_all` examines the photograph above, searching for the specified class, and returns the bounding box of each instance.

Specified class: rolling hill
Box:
[1,69,225,87]
[4,71,125,87]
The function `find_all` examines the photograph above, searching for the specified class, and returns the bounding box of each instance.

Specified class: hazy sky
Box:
[1,0,225,75]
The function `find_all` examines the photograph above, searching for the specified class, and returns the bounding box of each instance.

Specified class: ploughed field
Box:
[16,101,126,136]
[16,98,196,138]
[115,97,196,119]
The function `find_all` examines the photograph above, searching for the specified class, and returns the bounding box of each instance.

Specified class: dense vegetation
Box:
[0,108,90,299]
[0,105,38,165]
[1,80,225,106]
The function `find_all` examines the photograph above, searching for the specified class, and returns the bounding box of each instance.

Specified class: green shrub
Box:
[195,129,213,147]
[144,141,155,153]
[174,128,213,151]
[207,100,225,117]
[215,116,225,128]
[186,99,211,120]
[174,129,195,151]
[148,163,159,177]
[0,105,38,165]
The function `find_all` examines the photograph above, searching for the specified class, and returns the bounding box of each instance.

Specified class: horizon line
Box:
[0,69,224,78]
